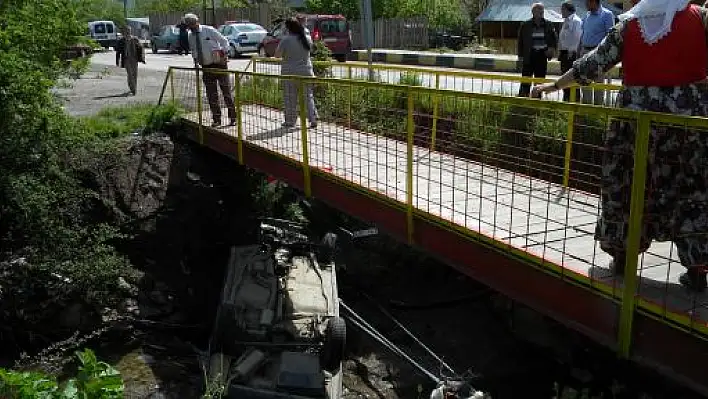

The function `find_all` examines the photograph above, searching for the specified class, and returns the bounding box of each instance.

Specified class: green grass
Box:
[78,103,182,139]
[238,76,604,164]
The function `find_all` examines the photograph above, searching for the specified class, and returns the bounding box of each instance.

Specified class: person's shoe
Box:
[679,268,707,293]
[228,118,237,126]
[309,121,318,129]
[211,119,221,127]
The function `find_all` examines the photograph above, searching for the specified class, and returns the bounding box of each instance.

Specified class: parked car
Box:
[87,20,118,50]
[259,14,351,62]
[207,218,343,398]
[217,22,268,58]
[151,25,180,54]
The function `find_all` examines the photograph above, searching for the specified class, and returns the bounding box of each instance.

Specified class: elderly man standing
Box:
[116,26,145,95]
[517,3,558,98]
[558,1,582,101]
[184,13,236,127]
[579,0,614,104]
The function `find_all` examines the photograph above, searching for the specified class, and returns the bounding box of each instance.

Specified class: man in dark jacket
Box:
[177,19,190,55]
[517,3,558,97]
[116,26,146,95]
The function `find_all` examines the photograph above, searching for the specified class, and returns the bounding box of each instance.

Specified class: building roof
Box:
[477,0,623,23]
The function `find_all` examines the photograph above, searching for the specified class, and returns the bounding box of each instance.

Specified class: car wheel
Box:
[334,54,347,63]
[321,316,346,373]
[229,44,239,59]
[151,43,158,54]
[258,46,267,58]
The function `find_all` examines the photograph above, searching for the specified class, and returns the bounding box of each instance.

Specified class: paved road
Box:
[90,50,618,103]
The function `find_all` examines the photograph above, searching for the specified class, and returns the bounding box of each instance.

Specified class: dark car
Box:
[259,14,351,62]
[151,25,180,53]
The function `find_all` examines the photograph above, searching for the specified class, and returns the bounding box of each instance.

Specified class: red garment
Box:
[622,5,707,86]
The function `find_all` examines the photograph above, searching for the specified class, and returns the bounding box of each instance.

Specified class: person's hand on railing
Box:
[530,82,558,98]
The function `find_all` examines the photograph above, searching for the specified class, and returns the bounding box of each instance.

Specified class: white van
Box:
[88,20,118,50]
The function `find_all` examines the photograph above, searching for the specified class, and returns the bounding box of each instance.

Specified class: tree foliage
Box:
[305,0,470,30]
[72,0,126,25]
[0,0,137,343]
[136,0,249,15]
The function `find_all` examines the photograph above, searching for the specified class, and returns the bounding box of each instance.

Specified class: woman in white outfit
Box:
[275,17,318,128]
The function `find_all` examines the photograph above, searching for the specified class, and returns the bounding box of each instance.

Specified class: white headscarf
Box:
[618,0,691,45]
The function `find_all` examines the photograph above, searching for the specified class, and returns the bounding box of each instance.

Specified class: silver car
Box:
[219,22,268,58]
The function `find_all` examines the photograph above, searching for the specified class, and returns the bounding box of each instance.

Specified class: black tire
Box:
[229,44,240,59]
[151,43,158,54]
[321,316,346,373]
[334,54,347,62]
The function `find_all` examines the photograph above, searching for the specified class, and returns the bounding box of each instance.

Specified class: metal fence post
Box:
[562,88,577,187]
[406,88,415,245]
[235,71,244,165]
[430,72,440,151]
[348,65,353,128]
[617,113,651,358]
[169,68,175,103]
[195,67,204,145]
[299,80,312,197]
[252,58,257,73]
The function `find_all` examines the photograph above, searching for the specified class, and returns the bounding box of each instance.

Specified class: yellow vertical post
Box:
[195,67,204,145]
[235,72,244,165]
[406,88,415,245]
[617,113,651,358]
[169,68,175,103]
[299,80,312,197]
[562,87,577,187]
[430,72,440,151]
[252,58,257,73]
[347,65,353,128]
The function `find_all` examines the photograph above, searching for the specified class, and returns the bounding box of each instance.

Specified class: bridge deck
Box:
[183,105,708,327]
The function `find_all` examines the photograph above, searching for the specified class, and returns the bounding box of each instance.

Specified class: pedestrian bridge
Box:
[161,65,708,395]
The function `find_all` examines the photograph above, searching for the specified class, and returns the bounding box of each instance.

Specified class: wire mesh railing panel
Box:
[307,78,411,202]
[251,58,621,105]
[238,74,303,162]
[630,119,708,334]
[168,66,708,339]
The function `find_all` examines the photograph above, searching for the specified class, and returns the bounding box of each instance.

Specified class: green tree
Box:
[136,0,249,15]
[304,0,359,20]
[72,0,126,25]
[0,0,134,338]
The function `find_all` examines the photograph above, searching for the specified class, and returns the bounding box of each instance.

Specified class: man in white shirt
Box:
[558,1,582,101]
[184,13,236,127]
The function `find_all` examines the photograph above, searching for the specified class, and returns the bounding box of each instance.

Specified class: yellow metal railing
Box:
[162,66,708,361]
[251,56,619,189]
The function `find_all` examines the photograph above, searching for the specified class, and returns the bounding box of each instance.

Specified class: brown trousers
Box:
[202,64,236,122]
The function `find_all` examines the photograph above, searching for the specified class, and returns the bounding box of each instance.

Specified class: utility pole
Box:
[360,0,374,80]
[202,0,216,26]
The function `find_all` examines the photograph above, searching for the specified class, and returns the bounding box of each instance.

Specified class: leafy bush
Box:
[0,349,123,399]
[238,74,600,162]
[311,40,333,77]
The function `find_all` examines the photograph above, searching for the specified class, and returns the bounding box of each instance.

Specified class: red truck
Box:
[259,14,351,62]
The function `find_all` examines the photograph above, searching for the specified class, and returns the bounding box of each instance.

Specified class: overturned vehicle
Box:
[207,218,344,398]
